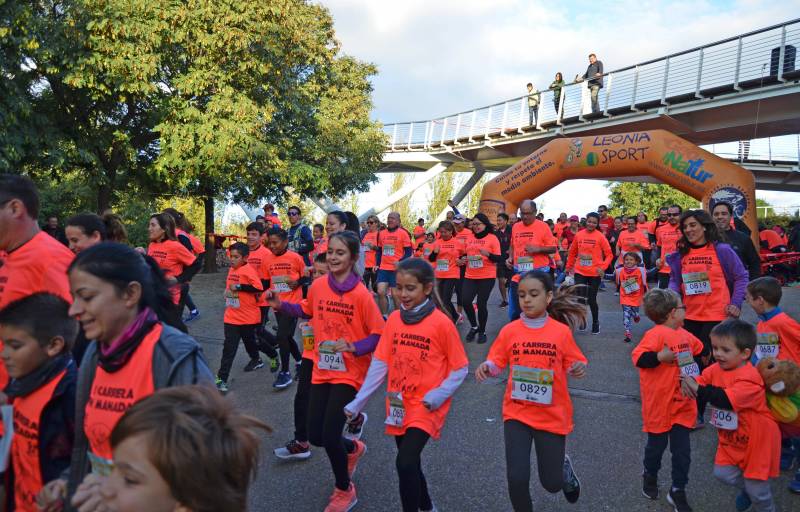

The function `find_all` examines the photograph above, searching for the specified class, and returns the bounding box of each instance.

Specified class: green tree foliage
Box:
[426,172,455,224]
[606,182,700,218]
[388,173,417,228]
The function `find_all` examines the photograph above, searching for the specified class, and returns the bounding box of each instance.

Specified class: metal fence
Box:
[383,18,800,151]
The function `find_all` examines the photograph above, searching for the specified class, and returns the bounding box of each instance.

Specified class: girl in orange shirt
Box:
[345,258,468,512]
[430,221,464,323]
[476,271,588,512]
[268,231,384,512]
[615,252,648,343]
[460,213,502,344]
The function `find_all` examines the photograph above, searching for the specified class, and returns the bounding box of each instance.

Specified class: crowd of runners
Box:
[1,172,800,512]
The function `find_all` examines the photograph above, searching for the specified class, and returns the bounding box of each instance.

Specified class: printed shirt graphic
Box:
[300,278,384,388]
[696,363,780,480]
[615,267,647,307]
[679,244,730,322]
[566,229,612,277]
[264,250,306,303]
[378,229,412,271]
[374,309,468,438]
[432,238,464,279]
[757,312,800,364]
[362,231,379,268]
[511,220,557,270]
[655,224,681,274]
[147,240,196,304]
[464,234,501,280]
[631,326,703,433]
[247,244,272,306]
[487,317,587,435]
[616,230,650,256]
[224,264,263,325]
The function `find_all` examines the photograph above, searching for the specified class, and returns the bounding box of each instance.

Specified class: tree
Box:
[606,182,699,218]
[426,172,456,224]
[388,173,416,228]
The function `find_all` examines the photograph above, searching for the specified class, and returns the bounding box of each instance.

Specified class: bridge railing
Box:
[384,18,800,151]
[701,135,800,164]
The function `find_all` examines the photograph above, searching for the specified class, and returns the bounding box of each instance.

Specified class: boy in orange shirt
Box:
[632,288,706,511]
[745,276,800,482]
[681,320,781,512]
[616,252,648,343]
[216,242,264,393]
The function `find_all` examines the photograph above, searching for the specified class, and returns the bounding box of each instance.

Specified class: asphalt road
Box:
[184,272,799,511]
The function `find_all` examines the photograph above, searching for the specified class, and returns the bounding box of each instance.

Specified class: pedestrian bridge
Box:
[376,18,800,218]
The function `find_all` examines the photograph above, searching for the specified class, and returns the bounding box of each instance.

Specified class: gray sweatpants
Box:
[713,464,775,512]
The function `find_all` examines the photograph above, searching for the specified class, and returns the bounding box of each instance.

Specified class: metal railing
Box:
[383,18,800,151]
[701,135,800,164]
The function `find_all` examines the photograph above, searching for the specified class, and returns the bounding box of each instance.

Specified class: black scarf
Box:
[5,353,72,399]
[97,315,159,373]
[399,299,436,325]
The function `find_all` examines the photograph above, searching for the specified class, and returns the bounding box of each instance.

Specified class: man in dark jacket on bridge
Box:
[577,53,604,113]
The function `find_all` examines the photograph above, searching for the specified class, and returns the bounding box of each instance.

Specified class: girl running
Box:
[461,213,502,344]
[345,258,468,512]
[476,271,587,512]
[268,231,384,512]
[362,215,380,292]
[616,252,648,343]
[430,221,464,323]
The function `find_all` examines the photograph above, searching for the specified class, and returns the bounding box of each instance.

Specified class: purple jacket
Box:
[666,242,749,307]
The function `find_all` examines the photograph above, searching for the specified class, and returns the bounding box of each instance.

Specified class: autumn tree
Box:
[606,182,700,218]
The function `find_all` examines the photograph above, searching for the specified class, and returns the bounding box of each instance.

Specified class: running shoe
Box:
[642,473,658,500]
[562,455,581,503]
[591,325,600,335]
[465,327,478,342]
[477,333,487,344]
[215,377,228,394]
[324,483,357,512]
[624,330,632,343]
[344,412,367,441]
[183,309,200,322]
[667,488,693,512]
[347,439,367,477]
[243,358,264,372]
[734,490,751,511]
[274,439,311,460]
[269,356,279,373]
[634,314,641,324]
[421,505,438,512]
[273,371,293,390]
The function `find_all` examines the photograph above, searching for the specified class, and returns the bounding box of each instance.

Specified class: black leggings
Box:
[308,383,357,491]
[455,267,466,308]
[275,312,301,372]
[462,278,495,333]
[657,272,670,289]
[395,428,433,512]
[504,420,566,512]
[437,278,458,321]
[363,268,377,292]
[294,357,313,442]
[219,323,259,382]
[574,274,601,327]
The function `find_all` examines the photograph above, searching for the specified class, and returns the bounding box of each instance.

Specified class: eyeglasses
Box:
[667,213,681,217]
[288,211,300,216]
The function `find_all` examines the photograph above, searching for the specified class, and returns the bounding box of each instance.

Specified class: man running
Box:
[376,212,412,315]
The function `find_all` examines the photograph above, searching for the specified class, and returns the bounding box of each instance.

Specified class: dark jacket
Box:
[583,60,604,88]
[723,228,761,280]
[495,225,512,260]
[666,242,749,307]
[65,323,214,507]
[288,223,314,265]
[549,79,566,102]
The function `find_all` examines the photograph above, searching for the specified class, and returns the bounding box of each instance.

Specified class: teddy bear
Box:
[756,357,800,426]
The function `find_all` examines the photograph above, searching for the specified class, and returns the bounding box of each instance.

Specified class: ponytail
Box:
[102,211,128,243]
[519,271,587,329]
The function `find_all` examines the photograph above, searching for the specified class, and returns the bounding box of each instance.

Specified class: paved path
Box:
[185,273,799,511]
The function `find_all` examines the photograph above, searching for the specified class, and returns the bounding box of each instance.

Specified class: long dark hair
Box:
[518,271,587,329]
[68,242,181,329]
[328,231,361,268]
[396,258,445,312]
[66,213,108,240]
[677,209,723,255]
[150,213,177,241]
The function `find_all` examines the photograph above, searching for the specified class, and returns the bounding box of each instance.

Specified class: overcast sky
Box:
[318,1,800,219]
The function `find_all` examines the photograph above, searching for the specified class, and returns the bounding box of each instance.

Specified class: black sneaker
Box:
[667,488,693,512]
[243,358,264,372]
[562,455,581,503]
[465,327,478,342]
[591,325,600,335]
[477,333,487,344]
[642,473,658,500]
[274,439,311,460]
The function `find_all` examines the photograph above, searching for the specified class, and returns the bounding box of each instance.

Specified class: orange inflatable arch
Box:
[479,129,758,247]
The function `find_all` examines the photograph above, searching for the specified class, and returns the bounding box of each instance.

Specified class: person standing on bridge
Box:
[526,83,540,127]
[711,201,761,280]
[549,72,566,113]
[576,53,604,113]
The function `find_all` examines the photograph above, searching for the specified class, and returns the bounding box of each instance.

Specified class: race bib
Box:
[383,245,395,257]
[621,277,640,295]
[272,275,291,293]
[88,451,114,477]
[578,253,593,267]
[468,255,484,269]
[676,350,700,377]
[510,365,553,405]
[755,332,780,360]
[224,290,240,308]
[423,248,431,257]
[682,271,711,295]
[317,341,347,372]
[436,259,450,272]
[709,408,738,430]
[385,392,405,427]
[516,256,533,272]
[301,323,315,352]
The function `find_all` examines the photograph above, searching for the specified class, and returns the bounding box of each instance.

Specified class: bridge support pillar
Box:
[358,162,451,221]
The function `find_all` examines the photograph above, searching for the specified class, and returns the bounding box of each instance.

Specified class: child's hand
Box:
[475,362,493,382]
[37,478,67,512]
[680,376,699,398]
[265,291,281,309]
[657,346,675,364]
[725,304,741,318]
[71,473,108,511]
[228,283,238,292]
[333,338,355,353]
[343,407,355,421]
[568,361,587,378]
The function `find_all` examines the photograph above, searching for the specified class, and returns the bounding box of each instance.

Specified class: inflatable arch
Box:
[479,129,758,247]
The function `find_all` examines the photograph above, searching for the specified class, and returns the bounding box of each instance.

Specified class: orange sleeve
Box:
[631,329,659,366]
[727,372,766,412]
[695,364,714,386]
[374,317,395,362]
[244,267,264,290]
[688,331,704,356]
[566,234,578,271]
[441,318,469,371]
[487,328,510,369]
[175,243,196,267]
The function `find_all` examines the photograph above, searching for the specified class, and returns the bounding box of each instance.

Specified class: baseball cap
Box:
[569,215,579,222]
[453,214,466,224]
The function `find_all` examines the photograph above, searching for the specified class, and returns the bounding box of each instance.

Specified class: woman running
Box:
[429,220,464,322]
[461,213,502,344]
[361,215,380,292]
[565,212,613,334]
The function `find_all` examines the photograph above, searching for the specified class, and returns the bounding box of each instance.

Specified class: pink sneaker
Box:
[324,483,357,512]
[347,439,367,477]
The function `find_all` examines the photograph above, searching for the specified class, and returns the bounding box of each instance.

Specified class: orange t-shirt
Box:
[147,240,196,304]
[454,228,474,250]
[420,242,435,266]
[696,363,780,480]
[679,244,730,322]
[176,229,205,255]
[616,266,648,307]
[374,308,468,439]
[616,229,650,256]
[224,264,263,325]
[511,220,556,271]
[656,223,681,274]
[432,238,464,279]
[316,237,329,259]
[300,277,384,388]
[487,317,588,435]
[464,233,501,280]
[247,244,272,306]
[631,325,703,433]
[566,229,613,277]
[0,231,74,389]
[264,250,306,303]
[759,229,784,250]
[637,221,655,237]
[756,312,800,364]
[413,225,426,241]
[378,229,412,271]
[553,221,568,240]
[362,231,379,268]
